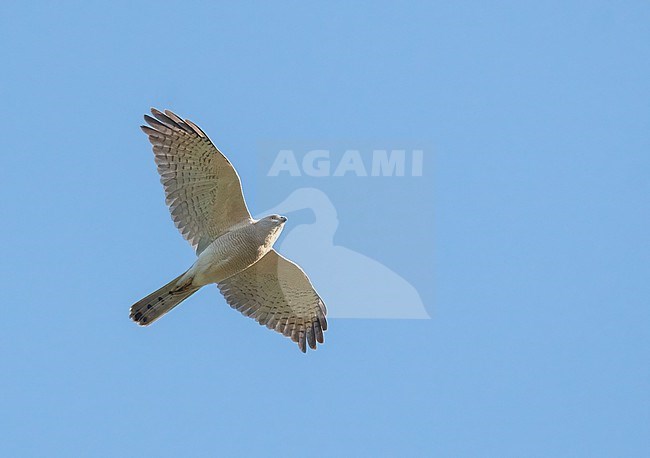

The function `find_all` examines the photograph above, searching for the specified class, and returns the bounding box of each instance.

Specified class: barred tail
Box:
[130,273,199,326]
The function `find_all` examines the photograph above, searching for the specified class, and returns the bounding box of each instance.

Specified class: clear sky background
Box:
[1,1,649,457]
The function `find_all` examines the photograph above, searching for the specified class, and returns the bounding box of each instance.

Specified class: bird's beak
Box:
[280,216,287,223]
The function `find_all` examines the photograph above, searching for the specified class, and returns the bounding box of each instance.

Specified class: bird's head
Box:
[256,214,287,247]
[262,214,287,225]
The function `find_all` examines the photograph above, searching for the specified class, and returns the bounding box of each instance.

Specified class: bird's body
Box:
[130,108,327,352]
[182,218,284,287]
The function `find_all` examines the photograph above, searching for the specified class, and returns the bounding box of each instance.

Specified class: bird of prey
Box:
[130,108,327,352]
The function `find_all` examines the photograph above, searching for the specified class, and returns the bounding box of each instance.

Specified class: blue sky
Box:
[1,1,649,456]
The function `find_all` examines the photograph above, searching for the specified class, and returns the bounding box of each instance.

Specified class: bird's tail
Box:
[130,273,200,326]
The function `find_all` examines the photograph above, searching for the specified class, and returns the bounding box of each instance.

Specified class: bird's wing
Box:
[218,250,328,352]
[141,108,252,254]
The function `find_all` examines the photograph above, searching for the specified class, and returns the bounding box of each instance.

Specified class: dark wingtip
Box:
[140,125,159,136]
[164,109,182,122]
[306,327,316,350]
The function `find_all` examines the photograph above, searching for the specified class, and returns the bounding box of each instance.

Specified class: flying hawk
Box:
[130,109,327,352]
